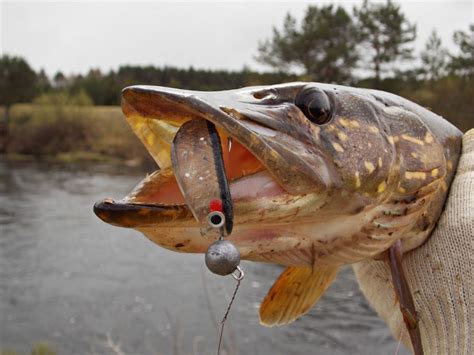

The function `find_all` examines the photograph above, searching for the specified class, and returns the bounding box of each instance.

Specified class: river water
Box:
[0,159,408,355]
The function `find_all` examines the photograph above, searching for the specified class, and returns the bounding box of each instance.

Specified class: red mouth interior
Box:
[132,135,265,205]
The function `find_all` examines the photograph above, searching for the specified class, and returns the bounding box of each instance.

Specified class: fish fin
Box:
[259,265,338,327]
[388,240,424,355]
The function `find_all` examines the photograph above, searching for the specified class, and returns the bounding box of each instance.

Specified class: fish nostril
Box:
[253,91,267,99]
[252,88,278,101]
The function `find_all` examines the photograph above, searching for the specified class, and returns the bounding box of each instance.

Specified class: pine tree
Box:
[256,5,359,84]
[355,0,416,87]
[0,55,37,135]
[450,24,474,78]
[420,30,449,81]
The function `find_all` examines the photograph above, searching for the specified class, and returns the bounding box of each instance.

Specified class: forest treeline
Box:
[0,1,472,160]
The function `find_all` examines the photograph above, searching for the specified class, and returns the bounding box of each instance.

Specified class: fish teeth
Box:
[227,136,233,152]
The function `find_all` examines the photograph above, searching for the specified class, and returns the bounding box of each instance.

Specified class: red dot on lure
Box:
[209,199,223,212]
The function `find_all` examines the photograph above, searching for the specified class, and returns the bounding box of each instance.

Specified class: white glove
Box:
[353,129,473,354]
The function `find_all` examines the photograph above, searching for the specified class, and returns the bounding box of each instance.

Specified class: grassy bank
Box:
[1,103,152,166]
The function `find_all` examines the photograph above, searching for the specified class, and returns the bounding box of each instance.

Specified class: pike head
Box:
[94,83,461,268]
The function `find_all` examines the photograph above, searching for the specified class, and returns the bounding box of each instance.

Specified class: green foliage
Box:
[36,69,51,95]
[256,5,359,83]
[420,30,449,81]
[451,24,474,78]
[6,90,95,156]
[34,89,93,106]
[5,101,149,163]
[53,71,67,87]
[0,55,37,107]
[255,1,418,86]
[355,0,416,85]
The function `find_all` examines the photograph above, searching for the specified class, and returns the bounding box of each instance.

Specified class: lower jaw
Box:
[136,223,315,265]
[96,169,322,259]
[93,183,311,232]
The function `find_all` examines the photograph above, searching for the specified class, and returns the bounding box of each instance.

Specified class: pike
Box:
[94,83,462,354]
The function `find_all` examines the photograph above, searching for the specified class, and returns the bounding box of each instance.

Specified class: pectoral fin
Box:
[259,265,339,327]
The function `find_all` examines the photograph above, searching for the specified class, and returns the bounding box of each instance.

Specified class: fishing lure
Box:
[171,119,233,238]
[171,118,243,354]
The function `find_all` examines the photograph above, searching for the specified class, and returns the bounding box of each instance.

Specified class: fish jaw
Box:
[93,177,333,263]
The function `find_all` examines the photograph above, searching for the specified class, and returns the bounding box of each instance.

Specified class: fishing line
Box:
[217,266,244,355]
[205,205,244,354]
[394,326,405,355]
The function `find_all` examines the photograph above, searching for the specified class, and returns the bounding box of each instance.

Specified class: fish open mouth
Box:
[94,85,331,231]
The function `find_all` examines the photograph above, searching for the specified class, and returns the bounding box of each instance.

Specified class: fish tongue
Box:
[171,119,233,238]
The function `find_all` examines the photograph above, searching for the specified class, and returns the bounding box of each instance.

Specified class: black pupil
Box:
[308,99,329,119]
[210,214,222,225]
[295,88,332,124]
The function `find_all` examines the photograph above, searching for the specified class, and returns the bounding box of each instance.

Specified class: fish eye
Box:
[295,87,332,125]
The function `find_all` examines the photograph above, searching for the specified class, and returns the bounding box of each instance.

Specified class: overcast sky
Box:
[1,0,473,76]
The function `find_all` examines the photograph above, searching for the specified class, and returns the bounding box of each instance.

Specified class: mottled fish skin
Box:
[94,82,462,268]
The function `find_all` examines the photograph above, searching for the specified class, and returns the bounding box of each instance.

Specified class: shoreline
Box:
[0,153,155,173]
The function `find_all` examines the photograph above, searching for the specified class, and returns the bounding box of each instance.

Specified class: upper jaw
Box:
[94,84,338,229]
[121,84,339,194]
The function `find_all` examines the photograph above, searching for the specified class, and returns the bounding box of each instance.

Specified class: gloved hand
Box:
[353,129,473,354]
